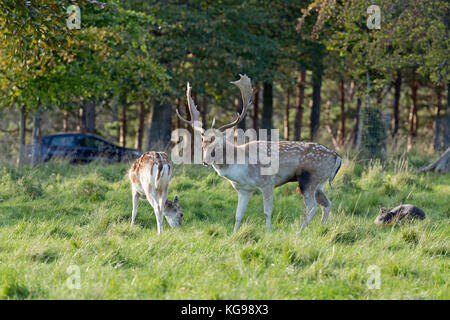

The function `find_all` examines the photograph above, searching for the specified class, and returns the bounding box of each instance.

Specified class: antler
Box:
[217,74,253,132]
[176,82,202,128]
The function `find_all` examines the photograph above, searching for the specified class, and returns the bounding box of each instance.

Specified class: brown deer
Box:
[129,151,182,234]
[176,74,341,231]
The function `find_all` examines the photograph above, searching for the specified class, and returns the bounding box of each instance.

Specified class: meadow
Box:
[0,152,448,299]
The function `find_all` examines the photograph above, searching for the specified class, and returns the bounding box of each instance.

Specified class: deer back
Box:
[129,152,172,192]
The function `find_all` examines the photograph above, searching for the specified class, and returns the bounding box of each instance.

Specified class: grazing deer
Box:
[129,151,182,234]
[176,74,341,231]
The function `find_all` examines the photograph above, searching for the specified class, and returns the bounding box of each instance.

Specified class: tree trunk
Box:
[310,72,322,140]
[420,147,450,172]
[31,108,42,166]
[393,70,402,138]
[162,100,173,149]
[201,96,208,130]
[446,81,450,148]
[353,98,362,148]
[407,79,419,151]
[77,107,86,133]
[253,84,259,132]
[339,79,345,144]
[262,81,273,140]
[294,70,305,141]
[120,104,127,148]
[135,98,146,151]
[18,107,26,166]
[434,86,442,151]
[146,100,163,150]
[85,99,96,134]
[63,110,69,132]
[284,88,290,140]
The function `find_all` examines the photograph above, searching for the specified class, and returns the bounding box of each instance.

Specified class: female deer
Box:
[129,152,182,234]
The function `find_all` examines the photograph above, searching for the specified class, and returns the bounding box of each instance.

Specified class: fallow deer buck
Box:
[177,74,342,231]
[129,151,182,234]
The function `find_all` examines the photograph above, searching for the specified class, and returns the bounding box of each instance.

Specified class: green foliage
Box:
[0,1,107,108]
[0,0,168,118]
[299,0,449,97]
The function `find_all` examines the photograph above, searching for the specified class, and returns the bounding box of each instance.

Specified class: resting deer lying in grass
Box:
[129,151,182,234]
[177,74,341,231]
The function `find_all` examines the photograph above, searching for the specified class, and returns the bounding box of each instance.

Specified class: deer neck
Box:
[211,140,248,180]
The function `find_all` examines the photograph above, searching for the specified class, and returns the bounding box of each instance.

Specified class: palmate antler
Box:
[176,74,253,132]
[217,74,253,132]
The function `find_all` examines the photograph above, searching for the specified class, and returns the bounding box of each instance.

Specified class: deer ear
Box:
[173,195,179,204]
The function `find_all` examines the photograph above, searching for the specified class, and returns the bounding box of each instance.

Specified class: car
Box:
[34,132,142,163]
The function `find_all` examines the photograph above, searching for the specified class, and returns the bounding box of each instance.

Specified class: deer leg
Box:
[154,207,164,234]
[131,187,139,226]
[315,184,332,224]
[300,188,318,230]
[155,191,166,235]
[159,188,169,219]
[261,187,274,231]
[234,190,251,232]
[150,195,164,234]
[144,187,164,234]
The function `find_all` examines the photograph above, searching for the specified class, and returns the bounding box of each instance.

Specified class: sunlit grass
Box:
[0,153,449,299]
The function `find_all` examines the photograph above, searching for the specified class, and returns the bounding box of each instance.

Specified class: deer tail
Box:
[329,154,342,187]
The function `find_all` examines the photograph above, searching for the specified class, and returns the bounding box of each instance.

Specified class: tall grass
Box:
[0,153,448,299]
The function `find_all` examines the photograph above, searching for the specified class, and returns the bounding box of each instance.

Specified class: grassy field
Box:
[0,152,449,299]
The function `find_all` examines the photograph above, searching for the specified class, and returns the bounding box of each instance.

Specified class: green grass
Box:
[0,154,449,299]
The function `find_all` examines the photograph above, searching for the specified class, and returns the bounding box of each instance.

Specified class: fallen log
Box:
[420,147,450,173]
